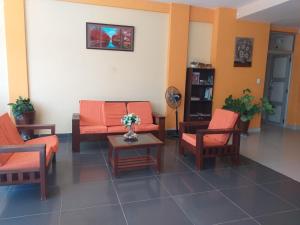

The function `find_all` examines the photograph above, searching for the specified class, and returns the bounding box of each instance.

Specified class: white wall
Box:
[187,22,213,65]
[0,0,9,114]
[26,0,169,133]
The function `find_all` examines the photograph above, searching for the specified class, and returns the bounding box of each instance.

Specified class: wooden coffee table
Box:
[107,133,163,176]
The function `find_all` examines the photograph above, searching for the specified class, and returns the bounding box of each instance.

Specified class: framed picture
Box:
[86,23,134,51]
[234,37,254,67]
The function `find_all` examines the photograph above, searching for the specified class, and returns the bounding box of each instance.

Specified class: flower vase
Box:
[124,125,138,142]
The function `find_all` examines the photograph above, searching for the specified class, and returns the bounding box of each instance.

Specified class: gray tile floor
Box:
[0,136,300,225]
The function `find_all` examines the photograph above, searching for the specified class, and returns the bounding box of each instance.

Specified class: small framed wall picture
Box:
[234,37,254,67]
[86,23,134,51]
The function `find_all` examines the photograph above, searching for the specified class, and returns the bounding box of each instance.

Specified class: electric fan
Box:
[165,86,182,134]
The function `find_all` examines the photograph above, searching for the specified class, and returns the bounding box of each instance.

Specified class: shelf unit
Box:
[184,67,215,121]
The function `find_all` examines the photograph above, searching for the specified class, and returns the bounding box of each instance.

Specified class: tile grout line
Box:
[153,174,196,225]
[213,217,257,225]
[101,150,129,225]
[229,167,300,209]
[217,190,261,225]
[178,150,300,221]
[175,154,260,224]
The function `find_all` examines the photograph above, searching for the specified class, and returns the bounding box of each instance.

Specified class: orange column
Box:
[166,3,190,129]
[211,8,270,129]
[4,0,29,102]
[287,34,300,127]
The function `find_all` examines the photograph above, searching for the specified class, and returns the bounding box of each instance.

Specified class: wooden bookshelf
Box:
[184,68,215,121]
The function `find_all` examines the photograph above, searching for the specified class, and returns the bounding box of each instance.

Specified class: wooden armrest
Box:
[72,113,80,120]
[0,144,46,153]
[179,121,210,134]
[16,124,55,135]
[180,121,210,128]
[0,144,47,174]
[197,128,240,136]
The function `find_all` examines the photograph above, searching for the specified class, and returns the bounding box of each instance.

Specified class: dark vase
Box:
[15,111,35,139]
[238,119,250,135]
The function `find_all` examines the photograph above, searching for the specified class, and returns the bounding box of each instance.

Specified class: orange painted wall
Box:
[62,0,170,13]
[287,34,300,127]
[211,8,270,129]
[190,6,214,23]
[4,0,28,102]
[166,3,190,129]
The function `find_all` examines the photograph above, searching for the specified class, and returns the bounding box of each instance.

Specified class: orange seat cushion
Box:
[182,133,223,147]
[0,147,53,172]
[80,100,105,126]
[107,126,127,133]
[207,109,238,144]
[0,113,24,145]
[25,135,59,153]
[80,125,107,134]
[127,102,153,124]
[134,124,159,132]
[103,102,127,126]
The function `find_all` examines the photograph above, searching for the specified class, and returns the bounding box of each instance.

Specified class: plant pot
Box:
[15,111,35,125]
[15,111,35,139]
[238,119,250,135]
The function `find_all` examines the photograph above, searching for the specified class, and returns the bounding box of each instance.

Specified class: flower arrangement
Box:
[121,113,141,142]
[121,113,141,128]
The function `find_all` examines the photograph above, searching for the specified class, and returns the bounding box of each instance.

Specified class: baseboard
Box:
[56,133,72,138]
[248,128,261,133]
[285,125,300,130]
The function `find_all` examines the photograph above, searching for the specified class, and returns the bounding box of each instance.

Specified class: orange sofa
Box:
[0,113,59,200]
[72,101,165,152]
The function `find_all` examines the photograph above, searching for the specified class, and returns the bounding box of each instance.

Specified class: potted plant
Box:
[8,96,35,125]
[223,89,274,135]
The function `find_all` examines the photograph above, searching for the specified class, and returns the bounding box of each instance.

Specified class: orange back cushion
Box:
[127,102,153,124]
[103,102,127,126]
[0,113,23,167]
[80,100,105,126]
[207,109,239,144]
[0,127,13,167]
[0,113,23,145]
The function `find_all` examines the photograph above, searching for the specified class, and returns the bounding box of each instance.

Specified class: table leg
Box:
[108,145,113,166]
[156,146,162,173]
[114,149,119,177]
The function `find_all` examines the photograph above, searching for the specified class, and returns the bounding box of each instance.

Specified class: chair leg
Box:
[179,145,184,156]
[195,152,203,170]
[40,177,47,200]
[52,153,56,163]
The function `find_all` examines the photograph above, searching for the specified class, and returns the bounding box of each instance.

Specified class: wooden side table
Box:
[107,133,163,177]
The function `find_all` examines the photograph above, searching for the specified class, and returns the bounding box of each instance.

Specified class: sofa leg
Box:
[195,152,203,170]
[72,140,80,152]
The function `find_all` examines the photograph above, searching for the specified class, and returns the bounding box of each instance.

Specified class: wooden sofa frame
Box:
[179,121,241,170]
[72,109,165,152]
[0,124,56,200]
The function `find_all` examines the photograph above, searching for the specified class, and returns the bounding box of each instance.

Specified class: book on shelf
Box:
[191,96,201,101]
[192,72,200,85]
[189,113,211,117]
[204,87,212,100]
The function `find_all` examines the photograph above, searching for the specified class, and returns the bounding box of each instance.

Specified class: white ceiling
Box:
[155,0,300,29]
[154,0,256,8]
[240,0,300,28]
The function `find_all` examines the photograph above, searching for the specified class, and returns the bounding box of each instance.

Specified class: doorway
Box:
[263,32,295,125]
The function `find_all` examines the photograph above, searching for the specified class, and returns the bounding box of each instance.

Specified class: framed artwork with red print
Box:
[86,23,134,51]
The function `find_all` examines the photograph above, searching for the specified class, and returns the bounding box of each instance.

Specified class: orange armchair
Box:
[0,113,59,200]
[179,109,240,170]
